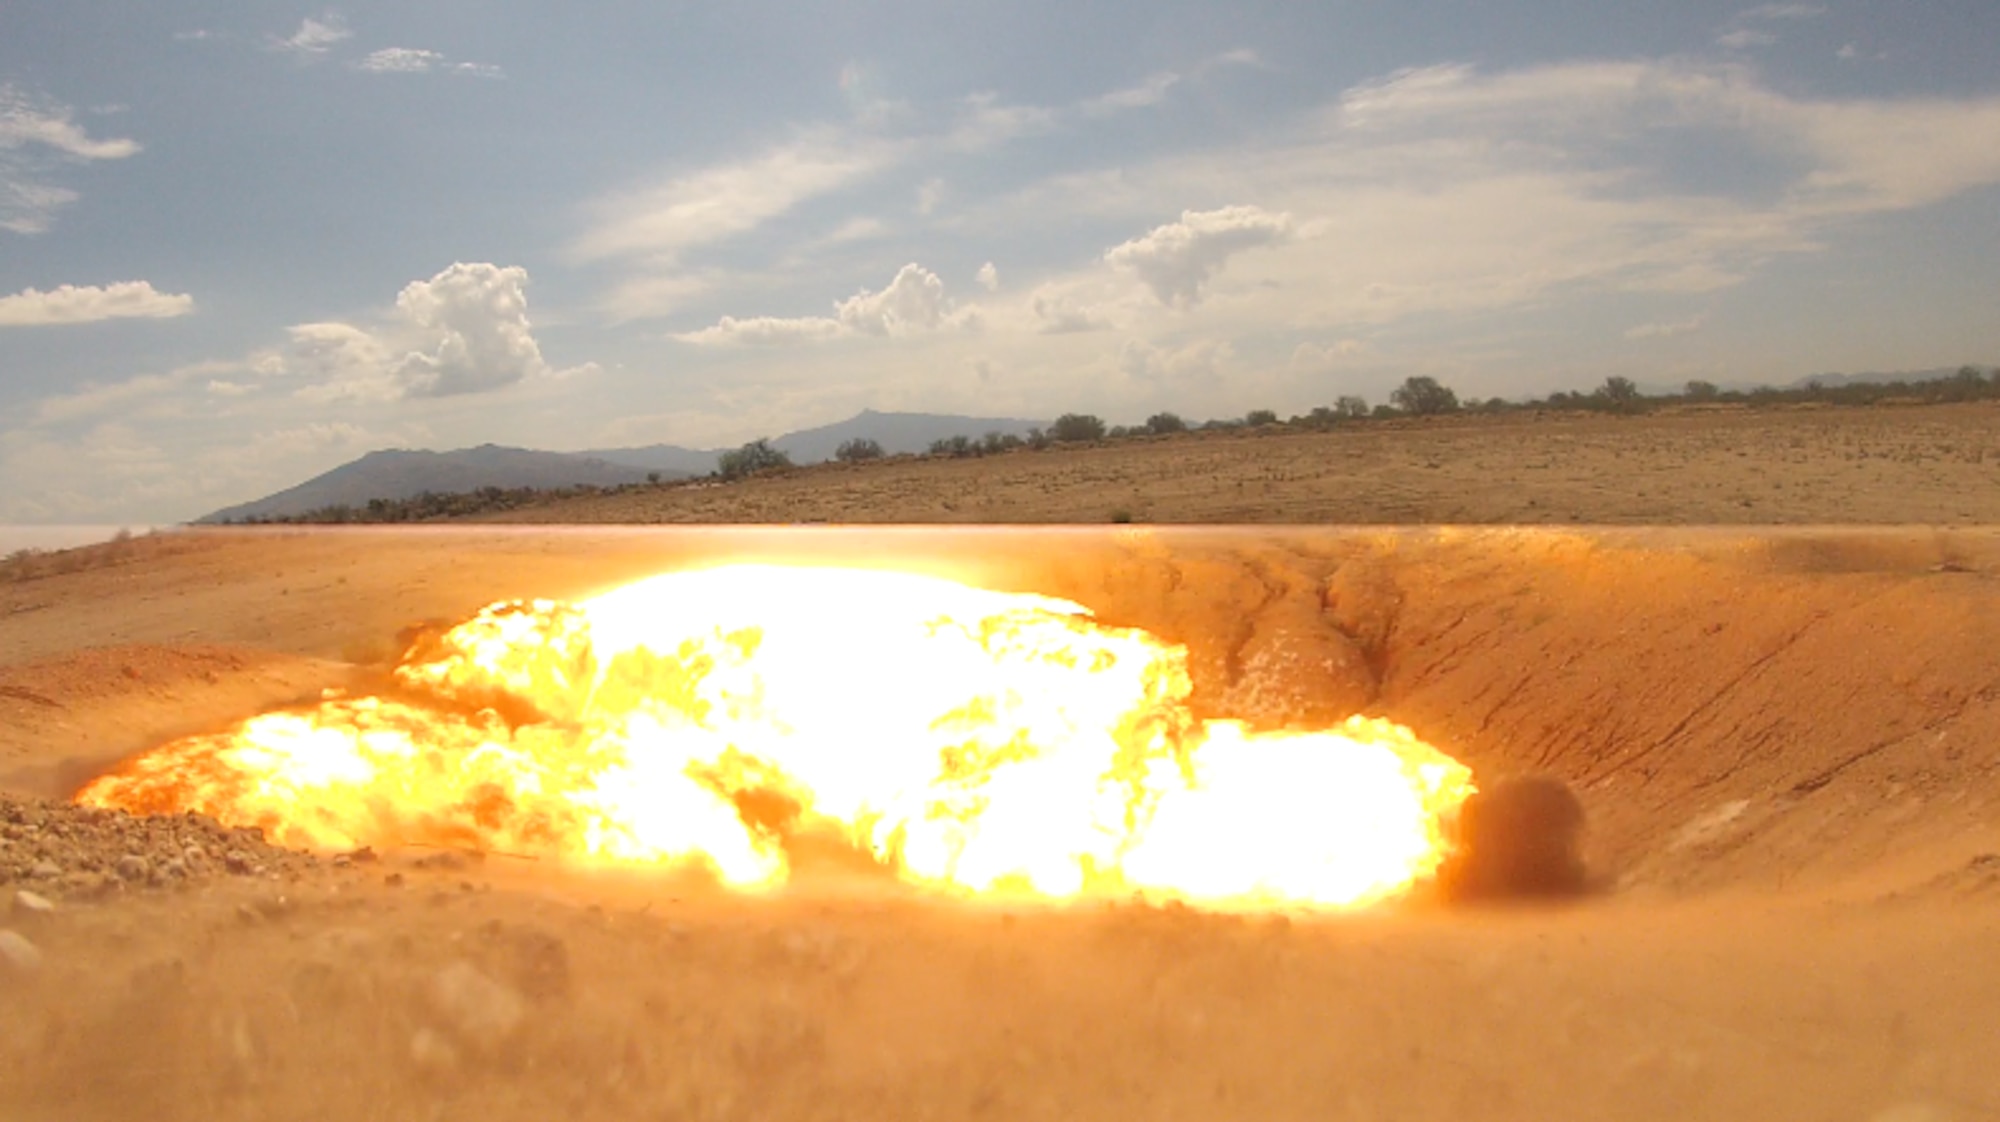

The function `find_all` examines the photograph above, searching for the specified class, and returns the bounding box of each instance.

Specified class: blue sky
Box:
[3,1,1998,524]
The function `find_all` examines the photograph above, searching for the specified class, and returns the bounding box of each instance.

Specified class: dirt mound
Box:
[0,645,345,798]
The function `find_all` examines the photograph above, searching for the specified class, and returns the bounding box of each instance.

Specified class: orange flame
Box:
[78,565,1473,910]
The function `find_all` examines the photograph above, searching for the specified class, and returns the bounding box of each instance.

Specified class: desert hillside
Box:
[478,403,2000,526]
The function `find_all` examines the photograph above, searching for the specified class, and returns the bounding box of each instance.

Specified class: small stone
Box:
[62,872,117,900]
[11,890,55,918]
[0,929,42,975]
[223,850,258,875]
[409,1027,460,1071]
[114,854,151,882]
[384,872,405,888]
[29,860,60,880]
[428,961,527,1052]
[160,859,188,880]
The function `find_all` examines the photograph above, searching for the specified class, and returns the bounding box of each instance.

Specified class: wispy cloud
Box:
[354,47,502,78]
[1624,315,1705,340]
[1717,29,1777,50]
[577,49,1264,321]
[1741,3,1825,20]
[274,13,352,56]
[0,281,194,327]
[574,133,893,267]
[0,84,142,234]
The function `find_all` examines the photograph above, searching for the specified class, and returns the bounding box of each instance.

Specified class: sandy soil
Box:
[496,404,2000,526]
[4,424,2000,1120]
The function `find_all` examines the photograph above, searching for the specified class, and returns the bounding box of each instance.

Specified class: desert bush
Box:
[1244,408,1280,427]
[1683,380,1720,402]
[1334,395,1370,419]
[1049,413,1107,442]
[1391,376,1459,416]
[717,438,791,480]
[981,431,1023,455]
[1145,412,1186,435]
[835,438,884,462]
[1942,365,1992,402]
[1595,376,1645,414]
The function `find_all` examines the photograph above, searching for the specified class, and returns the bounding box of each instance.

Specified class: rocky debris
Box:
[0,928,41,976]
[0,793,320,899]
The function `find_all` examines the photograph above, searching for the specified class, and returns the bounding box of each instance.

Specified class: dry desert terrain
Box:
[3,405,2000,1122]
[500,403,2000,525]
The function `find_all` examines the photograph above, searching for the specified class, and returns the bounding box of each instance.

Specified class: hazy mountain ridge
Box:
[200,411,1050,522]
[198,445,663,524]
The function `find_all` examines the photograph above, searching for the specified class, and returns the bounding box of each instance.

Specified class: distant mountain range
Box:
[198,410,1046,523]
[1776,366,1986,391]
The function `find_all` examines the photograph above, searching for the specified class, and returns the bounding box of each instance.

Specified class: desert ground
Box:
[4,405,2000,1122]
[501,403,2000,525]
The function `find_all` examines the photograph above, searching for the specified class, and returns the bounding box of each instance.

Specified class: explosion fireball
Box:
[79,565,1474,910]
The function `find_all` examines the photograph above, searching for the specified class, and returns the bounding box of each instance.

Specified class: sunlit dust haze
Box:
[79,564,1474,911]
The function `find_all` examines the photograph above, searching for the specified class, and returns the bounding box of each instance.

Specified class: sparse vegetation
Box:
[717,438,792,480]
[1050,413,1107,442]
[1597,376,1645,414]
[230,362,1997,524]
[1391,376,1460,416]
[835,438,885,462]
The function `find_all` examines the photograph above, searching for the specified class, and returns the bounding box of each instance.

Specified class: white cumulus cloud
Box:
[0,281,194,327]
[676,264,964,346]
[977,262,999,292]
[835,263,948,335]
[286,263,556,401]
[1105,205,1295,308]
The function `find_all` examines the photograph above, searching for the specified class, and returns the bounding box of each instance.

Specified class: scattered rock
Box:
[1,794,320,892]
[428,960,528,1053]
[11,890,55,918]
[0,929,42,975]
[223,850,258,875]
[409,1027,460,1072]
